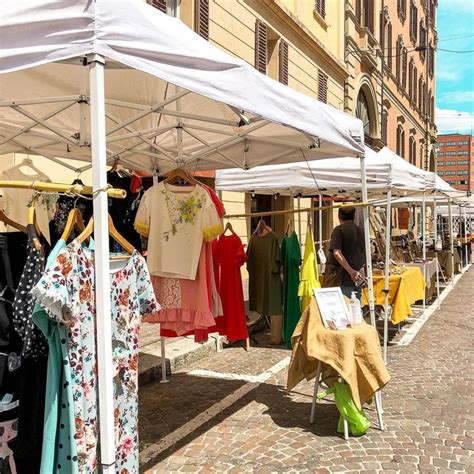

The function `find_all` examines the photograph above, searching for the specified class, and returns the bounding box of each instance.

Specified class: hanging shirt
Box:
[0,166,54,244]
[32,240,159,473]
[298,230,321,312]
[134,182,222,280]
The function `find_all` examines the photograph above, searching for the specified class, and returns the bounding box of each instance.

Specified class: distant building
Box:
[436,134,474,192]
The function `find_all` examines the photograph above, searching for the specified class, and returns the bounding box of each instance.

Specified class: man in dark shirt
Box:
[326,206,366,299]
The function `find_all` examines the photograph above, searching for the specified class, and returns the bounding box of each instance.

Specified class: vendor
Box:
[324,206,365,299]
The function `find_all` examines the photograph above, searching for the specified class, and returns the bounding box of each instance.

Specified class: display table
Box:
[287,299,389,409]
[362,266,426,325]
[406,259,438,300]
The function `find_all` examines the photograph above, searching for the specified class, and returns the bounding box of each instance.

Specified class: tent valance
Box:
[0,0,364,174]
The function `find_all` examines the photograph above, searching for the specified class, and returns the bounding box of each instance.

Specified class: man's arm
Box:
[333,249,363,283]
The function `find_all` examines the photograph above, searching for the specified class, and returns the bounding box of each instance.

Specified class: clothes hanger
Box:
[163,168,199,187]
[77,214,135,255]
[27,198,42,251]
[0,210,27,233]
[222,220,235,235]
[286,216,294,236]
[60,207,85,242]
[11,157,44,176]
[255,218,270,236]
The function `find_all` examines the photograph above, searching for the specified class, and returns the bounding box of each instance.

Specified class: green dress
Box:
[247,231,282,316]
[282,232,301,348]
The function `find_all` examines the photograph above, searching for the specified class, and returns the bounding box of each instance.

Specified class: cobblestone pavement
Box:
[139,270,474,473]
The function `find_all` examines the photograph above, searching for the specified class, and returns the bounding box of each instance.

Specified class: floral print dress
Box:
[33,240,159,473]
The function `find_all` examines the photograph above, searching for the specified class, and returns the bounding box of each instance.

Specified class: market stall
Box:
[0,0,371,471]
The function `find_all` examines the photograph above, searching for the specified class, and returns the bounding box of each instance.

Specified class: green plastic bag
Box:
[318,382,371,436]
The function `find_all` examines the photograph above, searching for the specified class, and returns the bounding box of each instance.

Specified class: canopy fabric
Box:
[0,0,364,173]
[215,146,430,197]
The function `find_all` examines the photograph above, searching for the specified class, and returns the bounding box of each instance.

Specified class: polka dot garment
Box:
[12,241,48,360]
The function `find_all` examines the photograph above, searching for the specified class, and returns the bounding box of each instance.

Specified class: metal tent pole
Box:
[422,191,427,318]
[382,178,392,364]
[297,195,302,244]
[89,54,116,473]
[448,198,455,287]
[433,191,441,309]
[360,153,376,326]
[319,194,323,250]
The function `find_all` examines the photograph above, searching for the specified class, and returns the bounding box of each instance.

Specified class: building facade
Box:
[345,0,438,169]
[436,134,474,192]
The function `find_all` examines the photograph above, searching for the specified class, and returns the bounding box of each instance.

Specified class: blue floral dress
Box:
[33,240,159,473]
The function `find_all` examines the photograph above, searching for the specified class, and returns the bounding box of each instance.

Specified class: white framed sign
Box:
[314,287,350,330]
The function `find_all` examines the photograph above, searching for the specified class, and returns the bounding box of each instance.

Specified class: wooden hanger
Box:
[60,208,85,242]
[77,214,135,255]
[163,168,199,187]
[27,201,42,251]
[12,157,44,176]
[222,221,235,235]
[0,210,27,233]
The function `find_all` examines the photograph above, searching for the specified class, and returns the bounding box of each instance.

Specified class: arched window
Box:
[402,47,408,89]
[408,59,414,99]
[430,93,435,123]
[381,109,388,144]
[409,136,416,165]
[418,75,423,111]
[413,67,418,105]
[356,89,373,141]
[396,124,405,158]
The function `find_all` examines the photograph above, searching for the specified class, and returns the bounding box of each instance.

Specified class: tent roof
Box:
[0,0,364,173]
[215,146,431,197]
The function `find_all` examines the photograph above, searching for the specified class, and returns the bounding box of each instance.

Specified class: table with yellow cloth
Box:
[287,298,390,410]
[362,266,426,325]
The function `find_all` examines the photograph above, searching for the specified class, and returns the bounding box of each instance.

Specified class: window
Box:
[459,151,469,155]
[419,21,427,61]
[438,171,444,176]
[410,1,418,43]
[148,0,167,14]
[459,170,469,175]
[408,59,414,99]
[356,89,372,138]
[318,70,328,103]
[382,109,388,144]
[195,0,209,40]
[413,67,418,105]
[428,42,435,77]
[396,36,402,83]
[386,22,393,69]
[254,20,267,74]
[402,47,408,90]
[430,92,434,122]
[315,0,326,19]
[279,40,289,85]
[409,136,416,165]
[429,0,436,24]
[458,161,469,165]
[418,75,423,110]
[356,0,374,33]
[398,0,407,21]
[459,180,468,185]
[438,152,444,156]
[396,124,405,158]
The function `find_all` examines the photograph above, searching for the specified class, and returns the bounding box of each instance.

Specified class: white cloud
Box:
[436,107,474,134]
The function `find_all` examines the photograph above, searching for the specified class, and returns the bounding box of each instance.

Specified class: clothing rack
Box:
[223,201,369,220]
[0,180,127,199]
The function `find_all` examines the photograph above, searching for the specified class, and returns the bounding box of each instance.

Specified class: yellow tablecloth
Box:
[287,299,390,409]
[363,266,426,324]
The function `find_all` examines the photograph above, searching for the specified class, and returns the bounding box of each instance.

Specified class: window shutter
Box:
[396,38,401,83]
[255,20,267,74]
[402,48,407,89]
[279,40,289,85]
[316,0,326,19]
[387,23,393,70]
[318,70,328,104]
[148,0,167,14]
[195,0,209,40]
[356,0,361,24]
[413,67,418,105]
[366,0,374,33]
[408,62,413,99]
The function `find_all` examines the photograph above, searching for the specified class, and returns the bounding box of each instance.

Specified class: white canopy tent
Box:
[217,145,433,362]
[0,0,368,471]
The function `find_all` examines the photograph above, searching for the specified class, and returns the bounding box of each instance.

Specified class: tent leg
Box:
[89,54,115,473]
[383,186,392,364]
[448,199,455,287]
[297,196,302,245]
[422,192,426,318]
[436,257,441,309]
[160,337,169,383]
[360,153,376,326]
[309,360,322,424]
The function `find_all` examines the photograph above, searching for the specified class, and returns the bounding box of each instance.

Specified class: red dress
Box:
[213,233,248,341]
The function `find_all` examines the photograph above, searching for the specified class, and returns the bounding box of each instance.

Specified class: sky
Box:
[436,0,474,135]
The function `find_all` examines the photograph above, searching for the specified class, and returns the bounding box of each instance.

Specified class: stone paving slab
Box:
[139,269,474,473]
